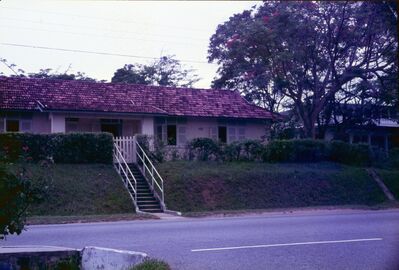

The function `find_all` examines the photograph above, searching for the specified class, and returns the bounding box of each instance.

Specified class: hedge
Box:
[0,132,114,164]
[181,138,390,167]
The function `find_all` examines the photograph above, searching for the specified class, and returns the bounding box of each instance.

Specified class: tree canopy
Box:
[208,1,398,138]
[111,55,200,87]
[0,58,101,82]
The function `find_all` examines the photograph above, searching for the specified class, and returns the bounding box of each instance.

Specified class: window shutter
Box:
[209,127,217,140]
[178,126,187,145]
[238,127,245,141]
[20,120,32,132]
[0,118,4,133]
[228,127,236,143]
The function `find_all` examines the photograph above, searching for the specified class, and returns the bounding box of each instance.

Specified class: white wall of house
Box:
[0,112,50,133]
[1,112,270,144]
[141,117,154,136]
[154,117,270,147]
[32,113,51,133]
[49,113,65,133]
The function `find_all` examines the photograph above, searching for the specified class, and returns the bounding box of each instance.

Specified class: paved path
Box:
[2,210,399,270]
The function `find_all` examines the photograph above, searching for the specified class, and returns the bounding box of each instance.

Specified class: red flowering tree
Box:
[208,1,397,138]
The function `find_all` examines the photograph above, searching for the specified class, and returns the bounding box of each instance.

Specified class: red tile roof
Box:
[0,76,276,120]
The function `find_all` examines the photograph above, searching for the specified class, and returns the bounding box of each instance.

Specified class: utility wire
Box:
[2,6,211,33]
[0,24,201,46]
[0,16,207,41]
[0,42,217,65]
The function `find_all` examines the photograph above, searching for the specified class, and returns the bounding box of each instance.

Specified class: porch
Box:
[50,113,155,137]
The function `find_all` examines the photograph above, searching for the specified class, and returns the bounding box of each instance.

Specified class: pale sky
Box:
[0,1,259,88]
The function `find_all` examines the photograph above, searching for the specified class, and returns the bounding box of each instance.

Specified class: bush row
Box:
[0,133,114,164]
[184,138,393,167]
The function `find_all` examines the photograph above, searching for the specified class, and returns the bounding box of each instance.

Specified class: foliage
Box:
[0,162,45,236]
[208,1,398,138]
[131,259,171,270]
[221,140,264,161]
[136,135,166,163]
[329,141,372,166]
[0,58,101,82]
[159,161,386,212]
[111,55,200,87]
[263,139,328,163]
[263,139,375,166]
[0,133,114,164]
[388,148,399,169]
[240,140,264,161]
[221,142,242,161]
[187,138,220,161]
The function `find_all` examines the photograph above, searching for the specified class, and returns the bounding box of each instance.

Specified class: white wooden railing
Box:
[135,139,165,210]
[113,142,138,211]
[114,136,135,163]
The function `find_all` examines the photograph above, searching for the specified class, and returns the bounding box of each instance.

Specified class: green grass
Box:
[9,163,135,216]
[131,259,171,270]
[376,169,399,200]
[158,161,387,212]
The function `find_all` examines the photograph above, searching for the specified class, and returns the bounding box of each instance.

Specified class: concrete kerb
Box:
[81,246,147,270]
[0,245,148,270]
[164,209,182,216]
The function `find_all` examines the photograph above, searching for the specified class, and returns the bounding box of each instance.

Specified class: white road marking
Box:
[191,238,383,252]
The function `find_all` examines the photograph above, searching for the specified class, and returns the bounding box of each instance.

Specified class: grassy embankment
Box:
[9,163,155,224]
[9,161,397,221]
[158,161,389,213]
[376,169,399,200]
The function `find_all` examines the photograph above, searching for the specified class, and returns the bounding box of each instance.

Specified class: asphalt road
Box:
[2,210,399,270]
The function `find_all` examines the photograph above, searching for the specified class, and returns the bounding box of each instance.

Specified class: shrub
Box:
[131,259,171,270]
[0,132,113,164]
[187,138,220,161]
[263,139,329,163]
[262,140,294,162]
[389,148,399,168]
[221,142,242,161]
[0,165,42,236]
[329,141,371,166]
[240,140,264,161]
[136,135,166,163]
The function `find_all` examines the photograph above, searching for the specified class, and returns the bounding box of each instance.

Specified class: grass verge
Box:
[27,213,158,225]
[158,161,387,212]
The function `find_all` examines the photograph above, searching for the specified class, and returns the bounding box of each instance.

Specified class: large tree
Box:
[208,1,398,138]
[111,55,200,87]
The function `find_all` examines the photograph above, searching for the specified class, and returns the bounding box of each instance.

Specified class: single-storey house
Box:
[0,76,278,145]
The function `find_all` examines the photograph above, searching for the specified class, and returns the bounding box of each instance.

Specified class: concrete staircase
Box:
[127,164,163,213]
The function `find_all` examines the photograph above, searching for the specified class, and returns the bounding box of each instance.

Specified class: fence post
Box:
[132,135,137,163]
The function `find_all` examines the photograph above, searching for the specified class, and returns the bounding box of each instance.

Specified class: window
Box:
[238,127,246,140]
[65,118,79,133]
[6,120,19,132]
[156,125,164,141]
[167,125,177,145]
[100,119,122,137]
[209,127,217,140]
[20,120,32,132]
[228,127,236,143]
[218,126,227,143]
[178,126,187,145]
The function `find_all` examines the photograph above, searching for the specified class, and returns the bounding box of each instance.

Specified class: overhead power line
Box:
[0,24,201,46]
[0,42,217,65]
[0,16,207,42]
[2,6,211,33]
